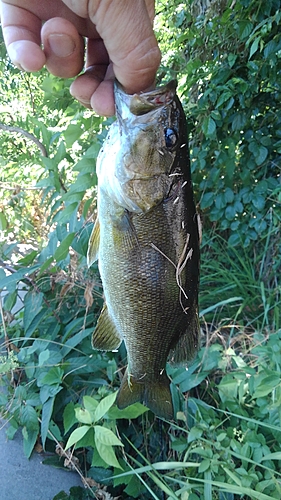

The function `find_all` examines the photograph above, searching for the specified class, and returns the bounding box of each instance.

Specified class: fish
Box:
[87,80,200,420]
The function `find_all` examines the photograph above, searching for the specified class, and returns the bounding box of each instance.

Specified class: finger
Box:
[90,77,115,116]
[41,17,84,78]
[70,37,113,112]
[70,63,115,116]
[91,0,161,94]
[0,3,46,71]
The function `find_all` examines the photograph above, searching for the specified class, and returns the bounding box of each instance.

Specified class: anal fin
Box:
[92,303,121,351]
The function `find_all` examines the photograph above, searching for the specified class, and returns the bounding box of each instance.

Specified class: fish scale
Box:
[87,80,200,420]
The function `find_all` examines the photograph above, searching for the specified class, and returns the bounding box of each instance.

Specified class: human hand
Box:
[0,0,161,115]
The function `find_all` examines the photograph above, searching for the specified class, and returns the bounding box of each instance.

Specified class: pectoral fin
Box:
[87,217,100,267]
[112,209,139,252]
[92,303,121,351]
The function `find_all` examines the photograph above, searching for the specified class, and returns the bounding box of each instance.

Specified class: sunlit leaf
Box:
[94,392,117,423]
[65,425,91,450]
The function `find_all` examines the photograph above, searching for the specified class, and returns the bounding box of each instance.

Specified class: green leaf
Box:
[225,205,236,221]
[94,392,117,423]
[41,366,64,385]
[224,188,234,203]
[107,403,148,420]
[0,211,8,230]
[63,402,77,434]
[83,395,99,415]
[64,123,84,148]
[54,233,75,262]
[6,425,18,440]
[252,194,265,210]
[199,458,211,473]
[216,91,232,108]
[23,290,44,333]
[21,405,39,431]
[69,173,93,192]
[22,428,38,459]
[253,375,280,398]
[255,145,268,166]
[75,408,93,425]
[41,397,55,448]
[38,349,50,366]
[74,158,96,173]
[94,425,123,447]
[18,250,38,266]
[3,290,17,311]
[94,440,123,469]
[201,192,214,210]
[202,116,216,138]
[73,426,95,449]
[25,309,48,337]
[249,36,260,59]
[65,425,91,450]
[48,420,63,442]
[238,20,253,40]
[53,203,78,224]
[231,113,247,131]
[264,39,277,58]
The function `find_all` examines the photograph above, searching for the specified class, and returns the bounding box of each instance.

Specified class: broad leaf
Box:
[94,425,123,447]
[94,439,123,470]
[94,392,117,423]
[65,425,91,450]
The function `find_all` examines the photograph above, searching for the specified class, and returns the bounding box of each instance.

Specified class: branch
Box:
[0,123,48,157]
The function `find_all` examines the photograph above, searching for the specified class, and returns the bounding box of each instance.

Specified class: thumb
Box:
[91,0,161,94]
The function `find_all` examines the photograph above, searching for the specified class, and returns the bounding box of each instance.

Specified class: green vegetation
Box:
[0,0,280,498]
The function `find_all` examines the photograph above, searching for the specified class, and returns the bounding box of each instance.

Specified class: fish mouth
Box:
[115,80,177,116]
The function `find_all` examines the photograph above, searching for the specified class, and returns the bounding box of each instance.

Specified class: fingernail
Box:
[48,34,76,58]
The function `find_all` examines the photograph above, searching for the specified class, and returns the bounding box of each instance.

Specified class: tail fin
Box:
[116,369,174,420]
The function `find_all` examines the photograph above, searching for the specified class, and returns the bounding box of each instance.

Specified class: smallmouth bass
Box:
[87,81,200,420]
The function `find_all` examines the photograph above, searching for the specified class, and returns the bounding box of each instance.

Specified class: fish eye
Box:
[164,128,178,148]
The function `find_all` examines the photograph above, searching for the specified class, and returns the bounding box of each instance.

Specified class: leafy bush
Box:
[156,0,281,248]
